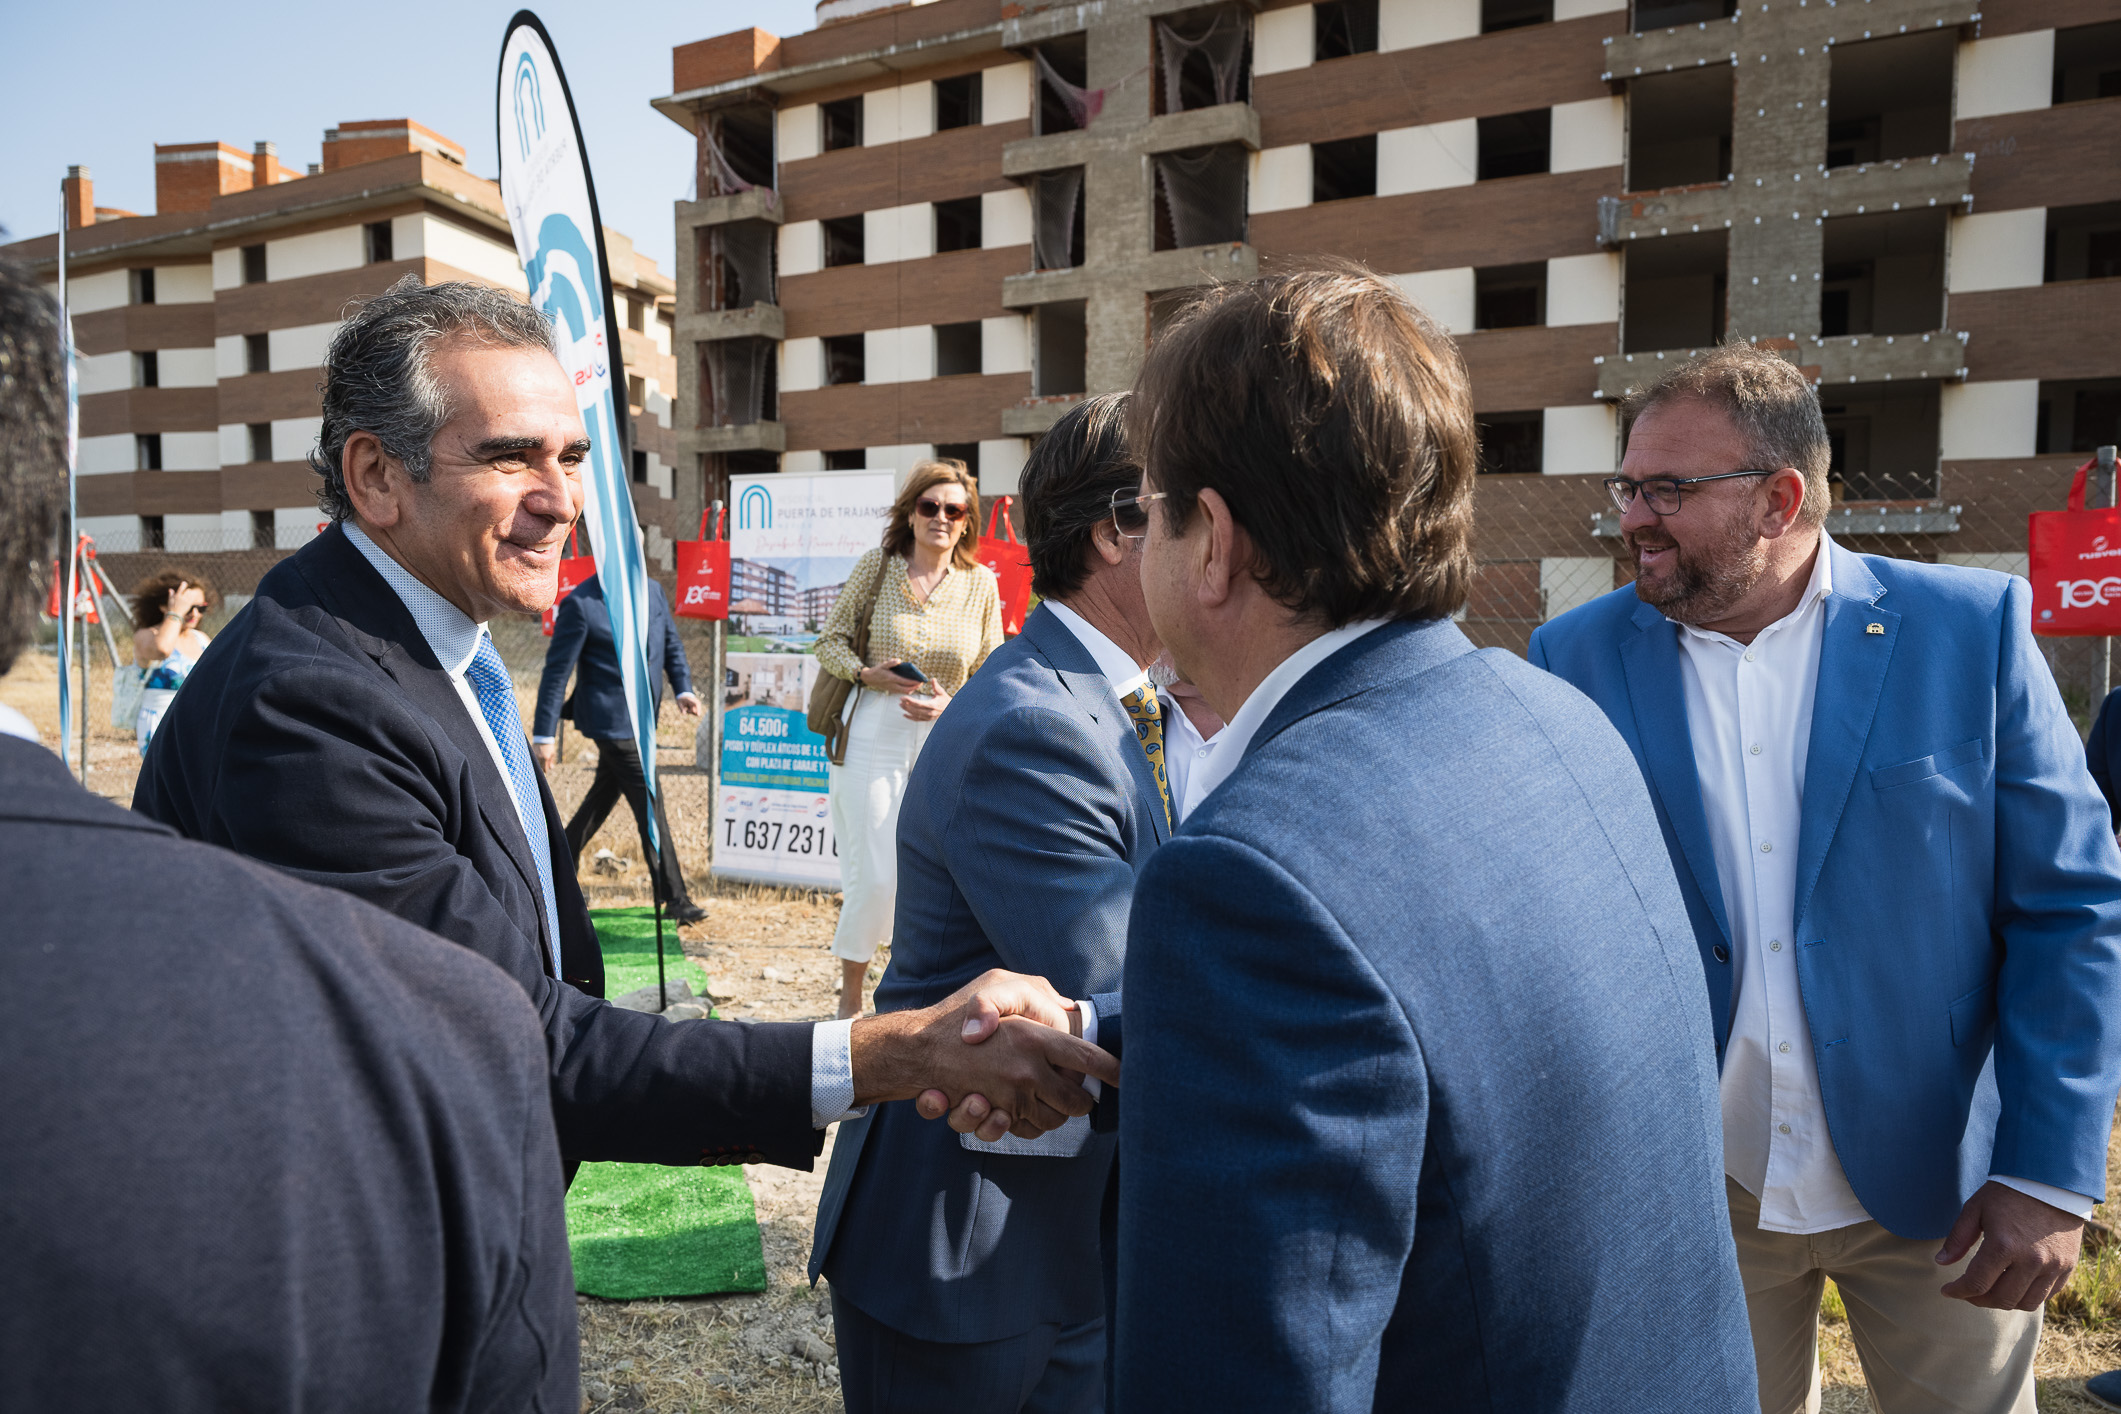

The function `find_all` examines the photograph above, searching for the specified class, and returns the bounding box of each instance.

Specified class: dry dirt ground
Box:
[12,642,2121,1412]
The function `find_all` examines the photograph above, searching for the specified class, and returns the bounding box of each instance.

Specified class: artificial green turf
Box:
[565,908,766,1300]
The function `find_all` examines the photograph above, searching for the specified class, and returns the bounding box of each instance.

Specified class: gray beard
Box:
[1626,509,1769,627]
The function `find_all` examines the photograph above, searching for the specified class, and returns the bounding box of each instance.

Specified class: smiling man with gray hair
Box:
[134,276,1117,1180]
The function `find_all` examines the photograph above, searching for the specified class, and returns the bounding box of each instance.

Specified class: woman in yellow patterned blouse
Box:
[815,459,1003,1017]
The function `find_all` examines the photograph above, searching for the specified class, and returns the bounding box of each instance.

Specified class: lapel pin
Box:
[1866,622,1885,635]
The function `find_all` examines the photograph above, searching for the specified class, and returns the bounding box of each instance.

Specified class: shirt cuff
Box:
[530,735,554,745]
[1990,1174,2099,1220]
[811,1017,865,1129]
[1077,998,1102,1101]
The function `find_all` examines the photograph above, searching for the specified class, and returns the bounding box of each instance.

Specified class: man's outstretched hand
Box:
[1935,1181,2085,1310]
[849,969,1117,1135]
[909,985,1111,1143]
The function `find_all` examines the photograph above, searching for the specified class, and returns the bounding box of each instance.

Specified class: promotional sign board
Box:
[715,470,894,887]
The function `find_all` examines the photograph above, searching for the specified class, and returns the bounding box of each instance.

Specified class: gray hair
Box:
[309,275,558,521]
[1625,342,1833,528]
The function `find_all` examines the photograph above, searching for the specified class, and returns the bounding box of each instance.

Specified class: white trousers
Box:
[828,690,933,964]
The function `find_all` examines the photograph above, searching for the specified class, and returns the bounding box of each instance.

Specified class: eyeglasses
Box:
[1110,487,1170,540]
[915,497,969,523]
[1602,470,1775,516]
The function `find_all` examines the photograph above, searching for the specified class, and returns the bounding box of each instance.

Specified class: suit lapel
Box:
[1794,546,1897,933]
[1021,606,1170,845]
[1618,605,1734,950]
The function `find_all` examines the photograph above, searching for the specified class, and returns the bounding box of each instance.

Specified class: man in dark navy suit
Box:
[134,277,1116,1178]
[0,260,578,1408]
[531,569,706,923]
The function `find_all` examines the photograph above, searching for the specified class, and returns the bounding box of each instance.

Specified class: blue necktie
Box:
[465,635,563,977]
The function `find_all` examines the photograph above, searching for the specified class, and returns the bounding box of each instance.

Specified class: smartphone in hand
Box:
[888,661,930,684]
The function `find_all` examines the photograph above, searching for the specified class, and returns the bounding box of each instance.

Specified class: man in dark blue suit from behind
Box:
[531,569,707,924]
[1108,267,1758,1410]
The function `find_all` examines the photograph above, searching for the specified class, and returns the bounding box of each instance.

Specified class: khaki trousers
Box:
[1726,1178,2040,1414]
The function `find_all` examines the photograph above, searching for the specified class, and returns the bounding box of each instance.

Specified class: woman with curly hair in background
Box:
[130,570,215,753]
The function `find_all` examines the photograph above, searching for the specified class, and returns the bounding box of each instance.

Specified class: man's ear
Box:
[1195,487,1240,608]
[1759,467,1810,540]
[342,430,404,529]
[1089,515,1127,569]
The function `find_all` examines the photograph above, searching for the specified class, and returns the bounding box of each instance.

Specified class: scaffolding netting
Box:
[1033,48,1105,130]
[703,339,770,426]
[1034,168,1085,271]
[698,124,776,207]
[1154,146,1248,248]
[710,224,774,310]
[1155,9,1248,112]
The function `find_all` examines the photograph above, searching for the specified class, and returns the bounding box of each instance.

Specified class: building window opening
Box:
[701,102,776,199]
[248,423,272,462]
[141,515,165,550]
[1476,411,1544,474]
[632,449,648,484]
[701,338,774,427]
[1033,35,1095,135]
[704,221,776,310]
[1315,0,1379,59]
[627,374,647,408]
[1623,229,1727,352]
[823,334,866,386]
[1631,0,1733,31]
[1477,110,1550,180]
[130,268,155,305]
[935,442,981,475]
[1628,67,1733,191]
[1819,209,1943,337]
[823,449,866,470]
[2037,380,2121,455]
[2047,202,2121,282]
[1153,145,1249,250]
[1482,0,1552,32]
[2055,21,2121,104]
[137,434,162,471]
[823,215,866,268]
[1034,301,1088,398]
[1312,135,1377,203]
[364,220,393,264]
[936,73,983,129]
[936,321,984,377]
[245,333,269,374]
[1825,33,1952,168]
[1155,5,1251,114]
[1821,380,1939,501]
[821,98,863,152]
[251,510,274,550]
[626,298,645,333]
[1033,168,1087,270]
[935,197,984,253]
[134,351,159,388]
[241,244,266,284]
[1475,264,1548,328]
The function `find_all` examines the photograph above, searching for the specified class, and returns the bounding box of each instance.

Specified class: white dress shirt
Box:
[1162,695,1213,820]
[344,523,861,1128]
[0,703,38,743]
[1678,539,2092,1231]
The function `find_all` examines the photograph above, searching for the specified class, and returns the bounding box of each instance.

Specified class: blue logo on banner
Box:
[738,483,773,530]
[513,52,545,159]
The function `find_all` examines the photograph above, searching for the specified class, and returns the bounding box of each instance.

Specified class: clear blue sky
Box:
[1,0,821,272]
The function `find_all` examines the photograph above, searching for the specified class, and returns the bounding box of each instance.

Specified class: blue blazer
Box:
[809,605,1161,1343]
[1530,540,2121,1238]
[1117,617,1755,1412]
[532,574,692,743]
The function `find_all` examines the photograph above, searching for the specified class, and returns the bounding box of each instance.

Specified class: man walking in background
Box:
[1532,344,2121,1414]
[531,567,707,924]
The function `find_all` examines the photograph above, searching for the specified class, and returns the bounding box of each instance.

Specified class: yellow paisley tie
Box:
[1120,685,1172,831]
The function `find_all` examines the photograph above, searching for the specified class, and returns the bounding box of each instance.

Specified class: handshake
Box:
[848,970,1116,1141]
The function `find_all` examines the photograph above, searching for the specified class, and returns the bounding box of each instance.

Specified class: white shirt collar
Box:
[1670,536,1835,649]
[1179,617,1391,818]
[343,521,488,677]
[1044,599,1151,701]
[0,702,39,744]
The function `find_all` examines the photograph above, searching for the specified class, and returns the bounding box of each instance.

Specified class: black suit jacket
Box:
[133,523,820,1170]
[531,574,693,742]
[1,737,576,1412]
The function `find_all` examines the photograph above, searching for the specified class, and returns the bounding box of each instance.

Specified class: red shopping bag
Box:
[540,528,596,636]
[673,509,731,621]
[976,496,1033,637]
[2030,458,2121,636]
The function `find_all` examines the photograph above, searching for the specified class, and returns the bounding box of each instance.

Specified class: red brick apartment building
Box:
[3,120,685,589]
[655,0,2120,647]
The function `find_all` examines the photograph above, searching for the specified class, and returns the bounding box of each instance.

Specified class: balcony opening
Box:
[1623,229,1727,352]
[936,321,984,377]
[1315,0,1379,59]
[824,449,866,470]
[1153,145,1249,249]
[823,334,866,386]
[935,73,982,130]
[242,244,266,284]
[137,433,162,471]
[251,510,274,550]
[823,215,865,268]
[2047,202,2121,281]
[702,221,775,310]
[2055,21,2121,104]
[1476,263,1548,328]
[936,442,982,476]
[701,338,775,427]
[1312,135,1377,203]
[2037,380,2121,455]
[134,351,159,388]
[821,97,863,152]
[1822,380,1938,500]
[244,333,269,374]
[935,197,983,253]
[1476,410,1544,474]
[1034,301,1088,398]
[1477,109,1550,180]
[1033,168,1086,270]
[1032,35,1093,135]
[1482,0,1552,32]
[364,220,393,264]
[130,268,155,305]
[248,423,271,462]
[1819,209,1944,336]
[1631,0,1733,31]
[1154,5,1250,115]
[1627,67,1733,190]
[1824,33,1952,167]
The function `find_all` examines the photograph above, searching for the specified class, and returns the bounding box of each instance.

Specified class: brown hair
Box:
[882,459,982,571]
[1021,392,1140,600]
[1129,263,1477,626]
[130,570,219,633]
[1625,342,1832,528]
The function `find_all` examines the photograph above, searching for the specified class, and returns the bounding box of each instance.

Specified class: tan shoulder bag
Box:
[807,551,887,765]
